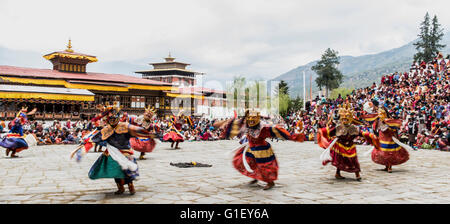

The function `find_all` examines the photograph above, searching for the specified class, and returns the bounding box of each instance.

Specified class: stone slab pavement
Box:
[0,140,449,204]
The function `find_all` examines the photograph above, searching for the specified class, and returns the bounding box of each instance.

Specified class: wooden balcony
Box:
[7,112,15,118]
[34,112,44,119]
[44,113,54,119]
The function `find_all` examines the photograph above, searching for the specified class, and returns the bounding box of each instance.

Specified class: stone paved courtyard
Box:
[0,140,449,204]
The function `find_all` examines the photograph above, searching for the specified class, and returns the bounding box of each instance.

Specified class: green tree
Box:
[311,48,343,97]
[414,13,446,62]
[273,80,291,117]
[430,15,446,56]
[278,93,290,118]
[329,87,354,100]
[289,95,304,112]
[275,80,289,96]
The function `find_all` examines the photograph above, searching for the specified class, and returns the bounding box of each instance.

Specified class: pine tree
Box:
[277,80,289,95]
[414,13,446,63]
[311,48,343,97]
[430,15,446,57]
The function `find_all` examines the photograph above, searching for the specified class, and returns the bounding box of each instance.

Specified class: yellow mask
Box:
[246,110,261,127]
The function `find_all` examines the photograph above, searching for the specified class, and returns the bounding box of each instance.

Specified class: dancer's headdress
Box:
[92,101,122,126]
[144,105,157,119]
[338,102,362,125]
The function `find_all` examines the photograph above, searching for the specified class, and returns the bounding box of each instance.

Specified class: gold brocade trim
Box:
[229,119,241,138]
[250,148,274,159]
[335,142,356,151]
[0,92,94,101]
[333,142,357,158]
[101,123,129,140]
[332,148,357,158]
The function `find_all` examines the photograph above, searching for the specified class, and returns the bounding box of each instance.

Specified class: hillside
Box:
[272,32,450,98]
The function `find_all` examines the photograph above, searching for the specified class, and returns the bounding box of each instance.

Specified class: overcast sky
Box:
[1,0,449,84]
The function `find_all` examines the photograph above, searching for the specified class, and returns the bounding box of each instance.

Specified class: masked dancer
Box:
[214,109,301,190]
[0,106,37,158]
[163,110,185,149]
[362,107,411,173]
[85,102,156,195]
[317,103,363,181]
[128,106,159,160]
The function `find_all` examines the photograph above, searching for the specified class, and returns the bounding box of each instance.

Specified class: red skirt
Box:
[323,150,361,173]
[130,137,156,153]
[291,133,305,142]
[371,147,409,166]
[232,146,278,183]
[163,131,184,142]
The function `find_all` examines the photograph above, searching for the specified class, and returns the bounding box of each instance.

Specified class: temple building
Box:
[0,40,179,120]
[136,54,231,118]
[136,53,201,87]
[0,40,235,120]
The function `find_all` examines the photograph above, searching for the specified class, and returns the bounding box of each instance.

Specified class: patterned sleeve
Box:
[317,126,336,149]
[384,119,402,131]
[220,118,245,139]
[127,115,138,125]
[128,124,155,138]
[360,130,380,149]
[263,125,292,140]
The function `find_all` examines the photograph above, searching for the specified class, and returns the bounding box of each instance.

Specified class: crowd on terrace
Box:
[285,53,450,151]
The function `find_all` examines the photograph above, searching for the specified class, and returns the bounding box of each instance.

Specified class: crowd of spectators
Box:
[285,53,450,151]
[0,116,226,146]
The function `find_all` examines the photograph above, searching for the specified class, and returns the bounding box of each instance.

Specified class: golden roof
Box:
[43,39,98,63]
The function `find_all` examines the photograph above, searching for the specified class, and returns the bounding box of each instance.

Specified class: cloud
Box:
[0,0,449,84]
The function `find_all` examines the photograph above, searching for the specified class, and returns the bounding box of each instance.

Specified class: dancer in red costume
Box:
[214,110,302,190]
[163,111,185,149]
[291,119,305,142]
[362,107,411,173]
[317,103,363,181]
[128,106,159,160]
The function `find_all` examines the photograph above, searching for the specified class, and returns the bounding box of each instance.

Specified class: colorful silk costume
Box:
[362,113,409,167]
[0,108,37,157]
[317,103,363,180]
[128,114,158,154]
[317,125,361,173]
[220,118,293,183]
[74,102,156,194]
[163,116,184,143]
[89,122,152,184]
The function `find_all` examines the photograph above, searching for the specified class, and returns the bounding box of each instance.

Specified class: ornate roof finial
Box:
[66,38,74,53]
[165,51,175,62]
